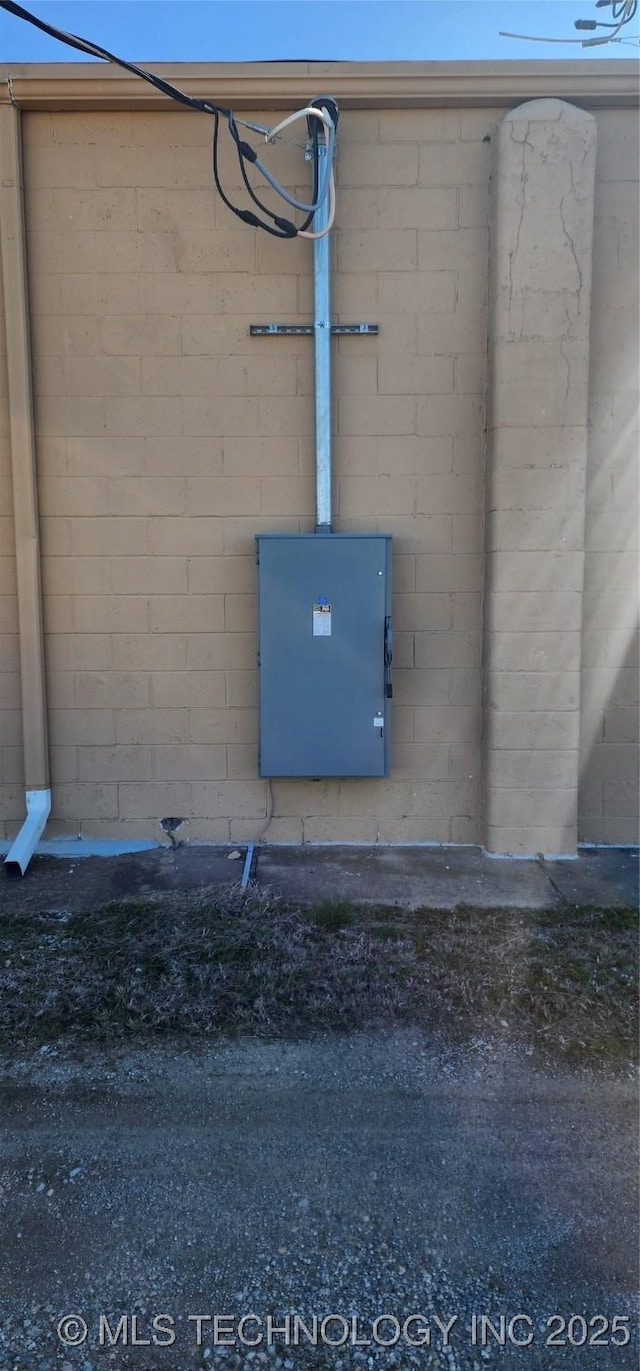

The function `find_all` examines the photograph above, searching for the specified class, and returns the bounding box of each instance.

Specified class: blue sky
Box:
[1,1,638,63]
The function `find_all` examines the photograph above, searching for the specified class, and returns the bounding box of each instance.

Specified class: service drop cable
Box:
[0,0,338,238]
[257,112,335,214]
[221,106,336,239]
[500,0,638,45]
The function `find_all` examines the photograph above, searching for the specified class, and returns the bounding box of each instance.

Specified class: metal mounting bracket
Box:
[250,323,379,336]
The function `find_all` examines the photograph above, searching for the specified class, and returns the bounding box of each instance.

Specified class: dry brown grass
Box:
[0,886,636,1062]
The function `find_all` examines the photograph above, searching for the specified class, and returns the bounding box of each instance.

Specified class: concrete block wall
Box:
[0,86,637,852]
[3,104,497,847]
[579,110,640,845]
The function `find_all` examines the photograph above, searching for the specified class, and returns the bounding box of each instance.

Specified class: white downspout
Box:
[0,100,51,875]
[5,790,51,876]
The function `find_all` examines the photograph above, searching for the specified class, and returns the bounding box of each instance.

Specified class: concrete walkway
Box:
[0,843,637,915]
[255,844,639,911]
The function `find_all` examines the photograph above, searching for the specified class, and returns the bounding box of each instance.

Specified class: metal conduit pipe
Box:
[0,103,51,875]
[313,105,336,533]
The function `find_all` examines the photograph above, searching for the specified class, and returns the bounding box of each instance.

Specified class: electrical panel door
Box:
[256,533,392,777]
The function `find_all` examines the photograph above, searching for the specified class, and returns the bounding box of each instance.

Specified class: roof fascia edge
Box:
[0,61,638,109]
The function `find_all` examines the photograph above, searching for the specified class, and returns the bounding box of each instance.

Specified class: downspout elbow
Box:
[4,789,51,877]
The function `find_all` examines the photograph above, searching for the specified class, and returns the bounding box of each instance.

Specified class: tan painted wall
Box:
[580,109,640,845]
[0,89,637,849]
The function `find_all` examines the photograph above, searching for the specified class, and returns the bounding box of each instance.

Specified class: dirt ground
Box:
[0,1033,638,1371]
[1,847,637,1370]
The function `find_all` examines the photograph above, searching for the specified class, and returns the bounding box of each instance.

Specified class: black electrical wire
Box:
[577,0,638,26]
[1,0,328,238]
[0,0,230,116]
[229,111,296,235]
[585,0,638,27]
[611,0,637,19]
[211,112,275,235]
[502,0,638,44]
[231,113,320,236]
[212,113,299,238]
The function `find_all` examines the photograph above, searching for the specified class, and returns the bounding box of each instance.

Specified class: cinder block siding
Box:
[9,104,497,845]
[0,94,637,848]
[580,109,639,845]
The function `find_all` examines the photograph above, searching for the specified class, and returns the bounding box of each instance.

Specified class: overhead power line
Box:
[500,0,638,46]
[0,0,337,239]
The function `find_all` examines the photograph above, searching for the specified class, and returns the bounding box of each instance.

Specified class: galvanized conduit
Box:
[244,106,336,885]
[313,135,333,532]
[0,102,51,874]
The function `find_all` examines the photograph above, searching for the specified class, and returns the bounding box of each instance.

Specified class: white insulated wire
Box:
[500,28,611,41]
[253,107,335,215]
[266,104,334,144]
[298,170,336,239]
[298,125,336,241]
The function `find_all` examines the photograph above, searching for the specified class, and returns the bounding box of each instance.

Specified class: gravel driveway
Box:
[0,1032,637,1371]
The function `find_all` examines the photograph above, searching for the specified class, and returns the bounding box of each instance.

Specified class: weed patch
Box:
[0,888,636,1062]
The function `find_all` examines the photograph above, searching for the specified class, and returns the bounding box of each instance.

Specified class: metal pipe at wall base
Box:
[240,842,255,889]
[4,789,51,876]
[313,141,333,533]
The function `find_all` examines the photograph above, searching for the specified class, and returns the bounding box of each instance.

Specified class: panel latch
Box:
[384,615,393,699]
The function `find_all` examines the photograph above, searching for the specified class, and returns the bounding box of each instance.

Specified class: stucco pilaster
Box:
[484,98,597,855]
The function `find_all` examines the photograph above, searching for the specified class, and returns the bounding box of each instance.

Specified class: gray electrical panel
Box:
[256,533,392,777]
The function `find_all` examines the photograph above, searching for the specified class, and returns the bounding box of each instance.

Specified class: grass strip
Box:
[0,888,636,1062]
